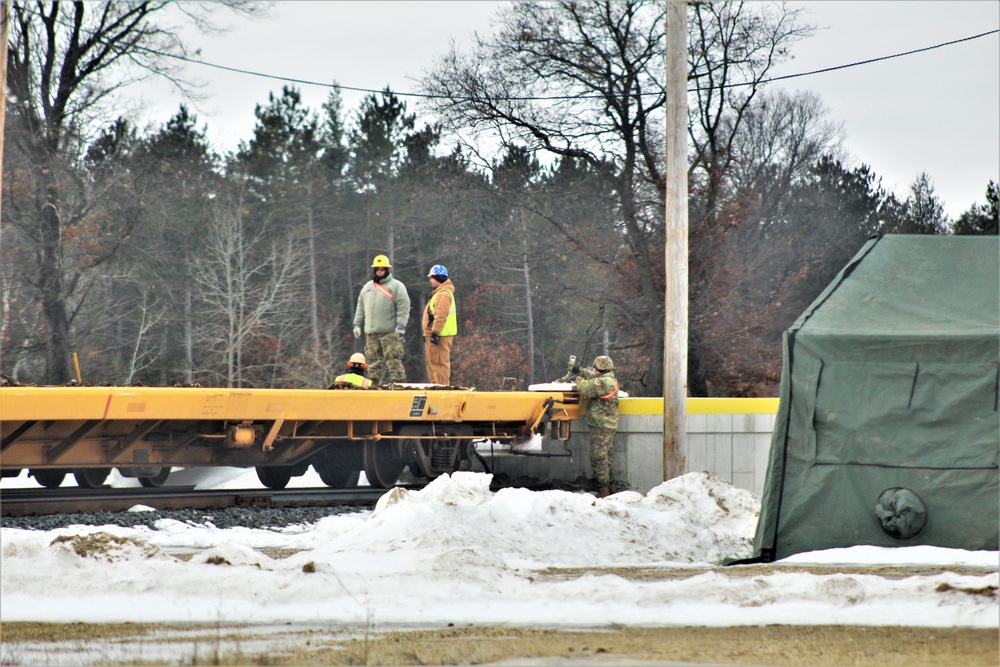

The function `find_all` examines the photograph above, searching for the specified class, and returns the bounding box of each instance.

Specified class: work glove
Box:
[396,325,406,338]
[353,326,362,339]
[558,369,578,382]
[430,332,440,345]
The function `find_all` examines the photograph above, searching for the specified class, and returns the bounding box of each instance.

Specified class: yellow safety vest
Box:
[429,288,458,337]
[334,372,372,389]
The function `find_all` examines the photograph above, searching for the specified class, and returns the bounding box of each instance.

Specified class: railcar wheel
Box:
[397,425,429,478]
[138,467,171,488]
[256,465,293,490]
[30,469,66,488]
[318,465,361,488]
[313,442,363,488]
[363,440,405,488]
[74,468,111,488]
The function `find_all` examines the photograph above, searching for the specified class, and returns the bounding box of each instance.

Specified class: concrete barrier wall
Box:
[485,397,779,496]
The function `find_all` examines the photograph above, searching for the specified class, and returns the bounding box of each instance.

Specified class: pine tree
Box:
[899,172,949,235]
[952,181,999,235]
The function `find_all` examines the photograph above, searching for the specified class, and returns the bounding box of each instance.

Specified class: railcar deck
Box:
[0,385,582,482]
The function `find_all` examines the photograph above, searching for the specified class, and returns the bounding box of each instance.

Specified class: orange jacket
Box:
[422,279,456,336]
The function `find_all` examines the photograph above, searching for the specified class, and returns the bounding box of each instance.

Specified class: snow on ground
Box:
[1,471,996,630]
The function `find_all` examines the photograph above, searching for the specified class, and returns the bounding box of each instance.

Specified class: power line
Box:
[731,28,1000,89]
[17,2,1000,101]
[137,45,443,99]
[134,44,581,101]
[138,28,999,99]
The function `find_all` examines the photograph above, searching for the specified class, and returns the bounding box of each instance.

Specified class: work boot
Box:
[608,482,618,495]
[597,485,610,498]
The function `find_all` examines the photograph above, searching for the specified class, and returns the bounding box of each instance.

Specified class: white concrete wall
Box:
[628,414,774,495]
[484,398,778,496]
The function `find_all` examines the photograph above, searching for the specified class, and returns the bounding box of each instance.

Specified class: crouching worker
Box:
[574,355,619,497]
[332,353,373,389]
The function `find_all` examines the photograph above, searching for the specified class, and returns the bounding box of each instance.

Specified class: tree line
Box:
[1,0,997,397]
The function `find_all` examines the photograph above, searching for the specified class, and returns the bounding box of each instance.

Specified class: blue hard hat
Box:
[428,264,449,278]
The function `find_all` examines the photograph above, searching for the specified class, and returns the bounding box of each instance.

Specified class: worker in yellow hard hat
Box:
[352,254,411,386]
[332,352,373,389]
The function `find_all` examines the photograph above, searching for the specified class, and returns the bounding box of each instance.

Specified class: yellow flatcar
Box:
[0,384,582,489]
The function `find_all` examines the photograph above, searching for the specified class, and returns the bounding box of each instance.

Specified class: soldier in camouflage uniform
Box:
[353,255,411,386]
[573,355,620,497]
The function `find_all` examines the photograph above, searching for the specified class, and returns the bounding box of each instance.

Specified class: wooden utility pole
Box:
[0,0,9,222]
[663,0,688,480]
[0,0,7,345]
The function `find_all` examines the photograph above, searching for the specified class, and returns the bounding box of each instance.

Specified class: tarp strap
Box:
[908,363,920,409]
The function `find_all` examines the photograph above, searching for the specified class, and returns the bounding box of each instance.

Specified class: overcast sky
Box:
[134,1,1000,219]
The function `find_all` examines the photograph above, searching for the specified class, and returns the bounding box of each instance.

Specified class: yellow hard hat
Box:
[371,255,392,268]
[348,352,368,368]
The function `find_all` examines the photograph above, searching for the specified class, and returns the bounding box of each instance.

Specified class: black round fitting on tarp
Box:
[875,487,927,539]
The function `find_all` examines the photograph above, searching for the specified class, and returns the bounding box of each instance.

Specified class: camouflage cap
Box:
[593,355,614,371]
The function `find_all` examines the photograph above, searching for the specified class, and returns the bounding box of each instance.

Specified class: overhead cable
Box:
[135,28,999,99]
[19,4,1000,100]
[729,28,999,89]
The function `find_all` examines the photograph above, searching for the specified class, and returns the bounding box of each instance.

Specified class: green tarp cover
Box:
[749,235,999,561]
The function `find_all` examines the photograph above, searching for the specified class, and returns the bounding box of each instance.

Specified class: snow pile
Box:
[356,471,759,567]
[1,472,996,628]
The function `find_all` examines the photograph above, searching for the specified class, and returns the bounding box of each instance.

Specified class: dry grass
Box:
[1,623,997,666]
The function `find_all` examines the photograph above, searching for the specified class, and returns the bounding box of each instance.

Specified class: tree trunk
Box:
[346,255,356,342]
[183,286,193,385]
[307,196,320,355]
[159,326,168,386]
[521,211,535,385]
[687,330,710,397]
[647,318,665,396]
[39,189,72,384]
[618,174,665,397]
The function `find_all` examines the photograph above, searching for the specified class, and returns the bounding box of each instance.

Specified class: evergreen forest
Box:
[1,1,997,397]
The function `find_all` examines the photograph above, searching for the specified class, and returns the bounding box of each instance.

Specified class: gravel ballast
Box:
[0,504,370,532]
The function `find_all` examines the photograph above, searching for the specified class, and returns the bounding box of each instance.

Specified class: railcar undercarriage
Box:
[0,384,582,489]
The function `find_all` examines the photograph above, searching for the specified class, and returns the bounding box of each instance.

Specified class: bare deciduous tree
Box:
[421,0,667,393]
[3,0,261,383]
[122,287,165,386]
[192,191,307,388]
[687,0,814,220]
[726,89,843,221]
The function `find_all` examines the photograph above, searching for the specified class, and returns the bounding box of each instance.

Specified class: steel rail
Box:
[0,486,395,517]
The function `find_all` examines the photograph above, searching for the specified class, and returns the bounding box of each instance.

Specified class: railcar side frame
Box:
[0,385,582,489]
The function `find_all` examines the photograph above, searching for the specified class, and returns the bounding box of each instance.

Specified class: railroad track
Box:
[0,485,396,517]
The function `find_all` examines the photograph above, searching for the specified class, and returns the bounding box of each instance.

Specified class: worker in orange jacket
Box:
[422,264,457,385]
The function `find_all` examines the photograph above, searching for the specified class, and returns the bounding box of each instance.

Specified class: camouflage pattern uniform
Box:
[354,272,410,386]
[365,332,405,385]
[574,356,619,493]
